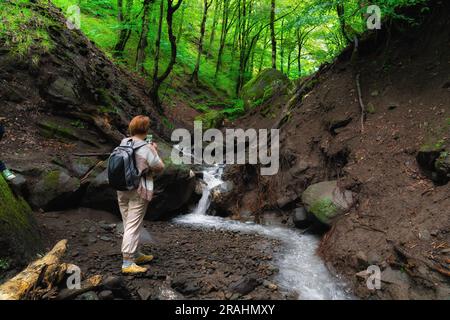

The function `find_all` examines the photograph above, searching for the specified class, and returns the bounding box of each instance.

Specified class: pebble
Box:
[98,290,114,300]
[137,288,151,300]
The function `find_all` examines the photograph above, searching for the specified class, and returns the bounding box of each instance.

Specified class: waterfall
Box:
[174,164,353,300]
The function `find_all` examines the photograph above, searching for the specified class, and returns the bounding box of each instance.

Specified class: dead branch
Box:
[0,240,68,300]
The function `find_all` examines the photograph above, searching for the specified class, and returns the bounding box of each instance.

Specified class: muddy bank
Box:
[36,208,285,300]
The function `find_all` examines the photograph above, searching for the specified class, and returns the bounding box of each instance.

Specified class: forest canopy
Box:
[3,0,429,103]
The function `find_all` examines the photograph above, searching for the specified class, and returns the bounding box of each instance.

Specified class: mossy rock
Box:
[29,169,81,210]
[241,68,291,111]
[37,120,99,147]
[0,176,42,269]
[434,151,450,183]
[302,181,354,225]
[46,77,80,105]
[308,198,339,225]
[196,110,225,130]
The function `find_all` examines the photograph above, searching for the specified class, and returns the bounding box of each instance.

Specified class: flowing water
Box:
[174,165,352,300]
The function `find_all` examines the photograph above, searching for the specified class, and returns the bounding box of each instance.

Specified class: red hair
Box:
[128,115,150,136]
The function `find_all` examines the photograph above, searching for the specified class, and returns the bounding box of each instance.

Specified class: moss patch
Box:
[0,0,54,59]
[0,175,42,273]
[309,198,338,225]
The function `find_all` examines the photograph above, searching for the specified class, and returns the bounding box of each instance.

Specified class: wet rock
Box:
[76,291,99,300]
[103,275,124,291]
[45,76,80,106]
[434,151,450,183]
[301,181,354,225]
[137,288,151,300]
[8,173,28,197]
[29,169,81,211]
[292,207,311,229]
[229,276,258,295]
[262,280,277,291]
[195,180,207,195]
[98,290,114,300]
[70,157,99,178]
[99,221,116,231]
[81,144,197,220]
[155,284,184,300]
[172,276,201,295]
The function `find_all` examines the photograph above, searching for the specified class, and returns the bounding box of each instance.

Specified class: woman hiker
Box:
[0,118,16,181]
[118,115,165,274]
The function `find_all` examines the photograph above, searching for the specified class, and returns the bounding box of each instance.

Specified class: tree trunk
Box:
[0,240,68,300]
[191,0,212,84]
[215,0,230,77]
[176,1,186,43]
[280,18,284,73]
[270,0,276,69]
[150,0,183,113]
[114,0,134,58]
[207,0,220,58]
[135,0,153,73]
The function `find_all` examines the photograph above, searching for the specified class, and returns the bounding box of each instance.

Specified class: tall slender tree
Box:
[135,0,154,73]
[114,0,134,58]
[150,0,183,112]
[191,0,214,84]
[270,0,276,69]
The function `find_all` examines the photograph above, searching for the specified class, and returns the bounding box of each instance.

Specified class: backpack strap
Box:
[121,138,148,150]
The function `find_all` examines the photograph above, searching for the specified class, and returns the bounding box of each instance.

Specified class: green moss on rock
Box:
[309,198,338,225]
[0,176,42,268]
[241,68,291,111]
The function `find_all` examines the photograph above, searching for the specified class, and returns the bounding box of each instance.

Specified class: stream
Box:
[174,165,353,300]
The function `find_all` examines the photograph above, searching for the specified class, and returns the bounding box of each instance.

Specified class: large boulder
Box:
[45,76,80,106]
[29,169,82,211]
[417,142,450,184]
[241,68,291,110]
[81,141,197,220]
[301,181,354,225]
[0,176,42,266]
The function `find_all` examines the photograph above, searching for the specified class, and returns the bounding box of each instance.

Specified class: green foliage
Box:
[0,0,53,58]
[4,0,430,117]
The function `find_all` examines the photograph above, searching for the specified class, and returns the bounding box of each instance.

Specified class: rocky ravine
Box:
[219,1,450,299]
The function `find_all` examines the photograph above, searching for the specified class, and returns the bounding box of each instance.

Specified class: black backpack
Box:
[108,139,147,191]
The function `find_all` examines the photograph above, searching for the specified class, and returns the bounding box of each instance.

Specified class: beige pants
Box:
[117,190,149,260]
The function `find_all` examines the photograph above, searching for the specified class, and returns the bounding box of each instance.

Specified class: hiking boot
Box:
[122,263,147,274]
[2,169,16,181]
[135,253,154,265]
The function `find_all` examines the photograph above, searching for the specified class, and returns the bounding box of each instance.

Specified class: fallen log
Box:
[0,240,68,300]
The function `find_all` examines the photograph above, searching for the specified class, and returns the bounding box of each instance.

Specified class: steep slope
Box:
[223,0,450,299]
[0,1,197,257]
